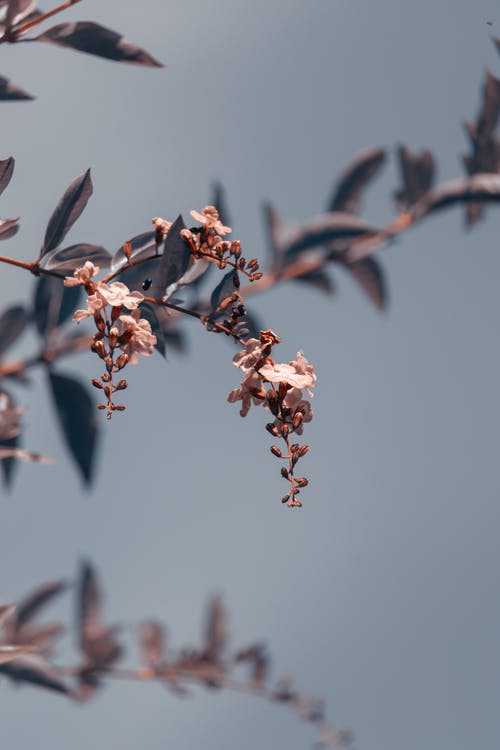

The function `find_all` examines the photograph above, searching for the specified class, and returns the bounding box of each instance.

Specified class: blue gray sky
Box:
[1,2,500,749]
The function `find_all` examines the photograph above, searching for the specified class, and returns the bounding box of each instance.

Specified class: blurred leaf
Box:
[394,145,435,209]
[16,580,67,627]
[344,257,387,311]
[35,21,164,67]
[203,596,227,664]
[0,645,35,665]
[78,560,121,669]
[0,155,14,196]
[40,169,93,259]
[0,304,29,356]
[48,372,98,485]
[0,75,33,100]
[149,215,190,299]
[261,201,283,269]
[40,243,110,273]
[0,653,72,695]
[282,213,378,258]
[212,181,231,229]
[293,268,335,295]
[33,275,82,336]
[412,173,500,219]
[327,147,386,214]
[0,389,20,489]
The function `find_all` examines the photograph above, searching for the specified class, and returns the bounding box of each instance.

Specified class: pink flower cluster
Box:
[64,262,156,364]
[227,330,316,434]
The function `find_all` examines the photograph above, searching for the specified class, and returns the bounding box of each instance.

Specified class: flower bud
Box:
[270,445,282,458]
[115,353,129,370]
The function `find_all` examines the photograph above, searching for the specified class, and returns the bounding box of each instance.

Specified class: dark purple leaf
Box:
[35,21,163,67]
[33,275,82,336]
[112,230,156,274]
[343,257,387,311]
[0,75,33,100]
[293,268,335,296]
[237,308,264,341]
[412,173,500,220]
[210,268,239,315]
[48,372,98,485]
[261,201,283,269]
[138,621,166,669]
[212,181,231,230]
[282,213,378,259]
[0,653,72,695]
[149,215,190,299]
[394,145,435,209]
[40,169,93,258]
[78,560,121,669]
[16,580,67,627]
[0,217,19,238]
[0,156,14,196]
[0,304,29,356]
[327,147,386,214]
[40,243,110,273]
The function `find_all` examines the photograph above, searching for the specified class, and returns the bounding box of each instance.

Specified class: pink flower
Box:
[73,282,144,321]
[232,338,265,372]
[259,351,316,396]
[64,261,99,287]
[152,217,172,239]
[227,370,265,417]
[190,205,232,236]
[114,310,157,364]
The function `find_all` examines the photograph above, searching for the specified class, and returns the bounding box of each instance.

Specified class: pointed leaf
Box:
[203,596,227,664]
[35,21,163,67]
[282,213,378,258]
[292,268,335,295]
[149,214,190,299]
[48,372,98,485]
[210,268,239,315]
[0,217,19,238]
[0,304,29,356]
[212,181,231,230]
[0,156,14,196]
[78,560,121,669]
[394,145,435,209]
[328,147,386,214]
[33,275,82,336]
[41,243,110,273]
[16,580,67,627]
[40,169,93,258]
[0,653,72,695]
[412,173,500,220]
[0,75,33,100]
[343,257,387,311]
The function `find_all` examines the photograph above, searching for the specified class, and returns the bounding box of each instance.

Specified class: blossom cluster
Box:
[228,330,316,507]
[64,262,156,417]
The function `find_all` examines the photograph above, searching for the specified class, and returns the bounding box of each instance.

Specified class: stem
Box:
[10,0,82,38]
[0,255,37,273]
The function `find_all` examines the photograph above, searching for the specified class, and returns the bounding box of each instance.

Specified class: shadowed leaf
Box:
[0,156,14,196]
[292,268,334,296]
[112,231,156,273]
[0,304,29,356]
[344,257,387,311]
[149,215,190,299]
[0,217,19,239]
[328,147,386,214]
[212,181,231,229]
[282,213,378,259]
[33,275,82,335]
[78,560,121,669]
[40,169,93,258]
[262,201,283,269]
[48,372,98,485]
[41,243,110,273]
[0,75,33,100]
[412,173,500,220]
[35,21,163,67]
[0,653,71,694]
[210,268,239,315]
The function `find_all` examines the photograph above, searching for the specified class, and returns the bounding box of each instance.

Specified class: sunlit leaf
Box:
[40,243,110,273]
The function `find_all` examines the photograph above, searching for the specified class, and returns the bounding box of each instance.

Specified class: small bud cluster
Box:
[180,206,263,283]
[64,262,157,419]
[228,330,316,507]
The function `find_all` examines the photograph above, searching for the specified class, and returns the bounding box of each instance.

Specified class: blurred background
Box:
[1,1,500,748]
